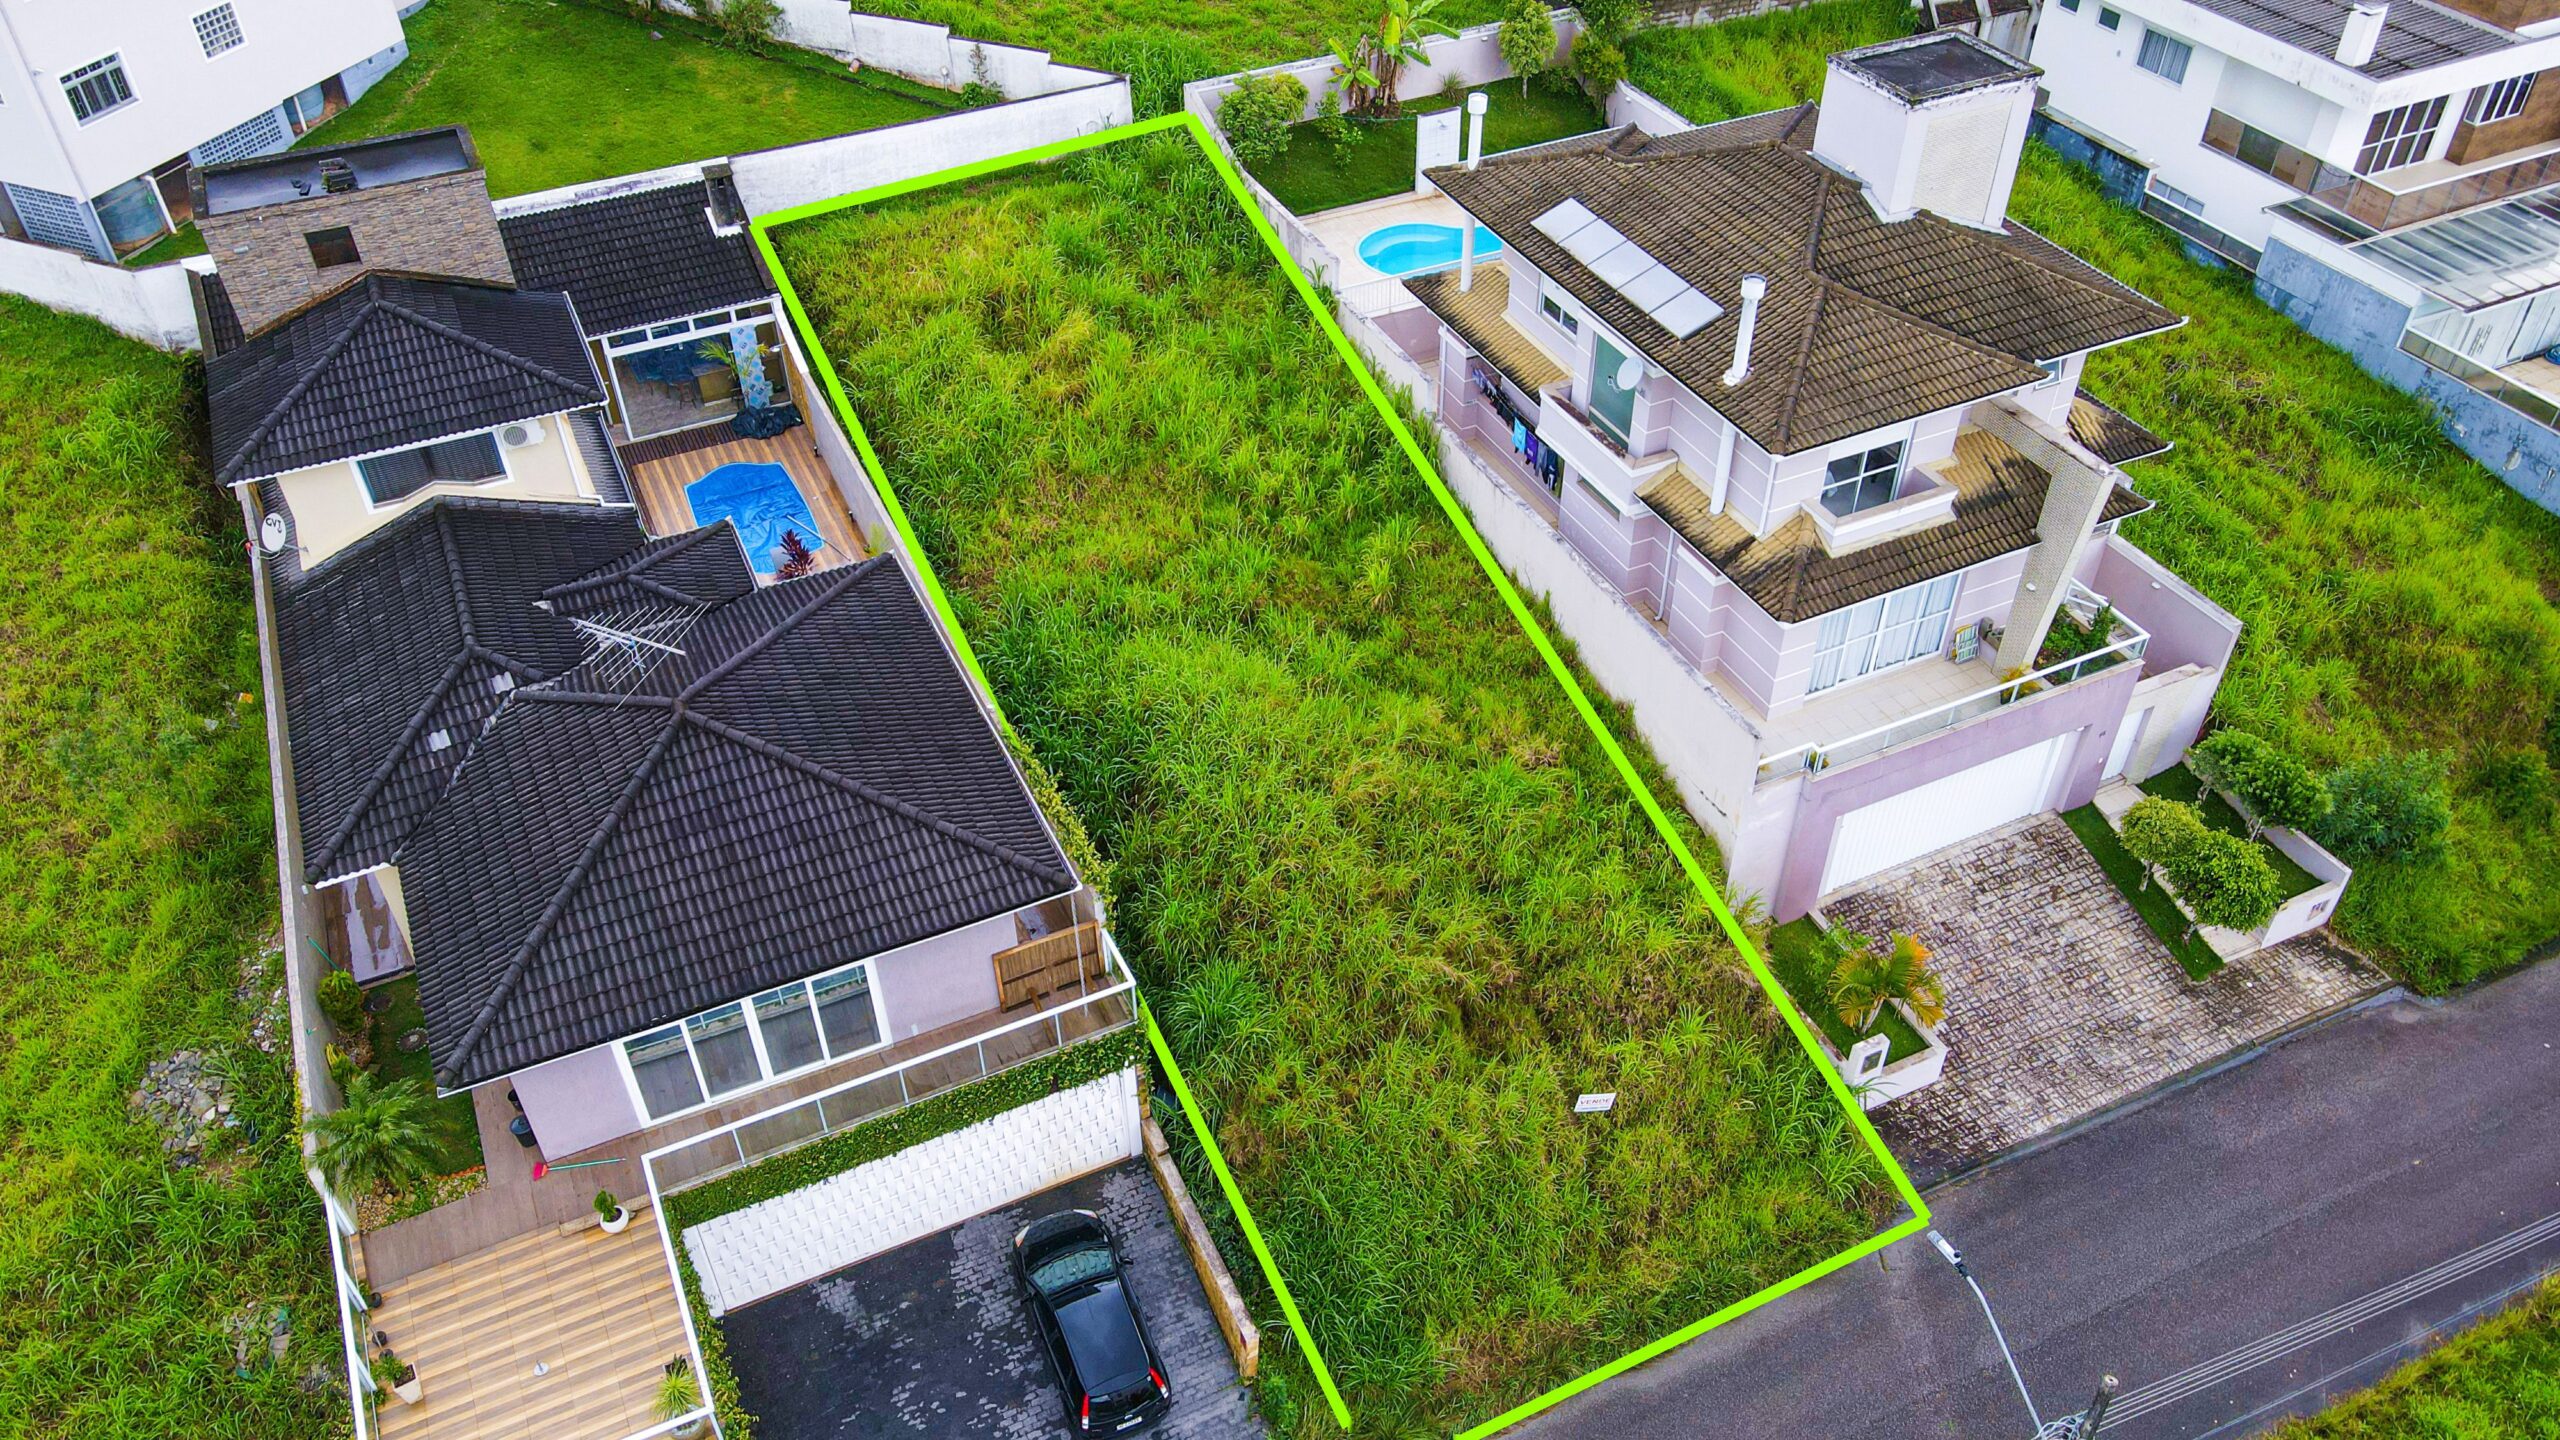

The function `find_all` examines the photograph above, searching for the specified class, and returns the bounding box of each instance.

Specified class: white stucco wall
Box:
[0,238,200,347]
[730,84,1132,217]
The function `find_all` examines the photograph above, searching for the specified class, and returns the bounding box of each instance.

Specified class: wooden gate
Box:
[992,920,1108,1010]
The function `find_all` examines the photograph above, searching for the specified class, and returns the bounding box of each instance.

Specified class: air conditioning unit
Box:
[496,418,545,449]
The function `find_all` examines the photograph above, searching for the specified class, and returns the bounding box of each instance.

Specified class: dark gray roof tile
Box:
[498,181,771,336]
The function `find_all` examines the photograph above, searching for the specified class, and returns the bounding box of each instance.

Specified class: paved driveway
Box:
[720,1160,1263,1440]
[1823,814,2387,1184]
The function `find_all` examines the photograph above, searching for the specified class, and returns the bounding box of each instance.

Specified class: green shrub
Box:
[1569,33,1626,100]
[1217,70,1309,165]
[2473,747,2557,825]
[1313,88,1360,161]
[1497,0,1558,93]
[2119,795,2207,882]
[709,0,782,49]
[317,969,365,1033]
[2316,753,2454,861]
[958,81,1004,106]
[1576,0,1648,46]
[2193,729,2331,834]
[2170,828,2287,933]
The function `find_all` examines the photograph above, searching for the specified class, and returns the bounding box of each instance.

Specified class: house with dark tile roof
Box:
[1395,33,2243,919]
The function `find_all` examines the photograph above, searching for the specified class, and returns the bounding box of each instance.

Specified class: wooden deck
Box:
[621,423,866,570]
[372,1207,688,1440]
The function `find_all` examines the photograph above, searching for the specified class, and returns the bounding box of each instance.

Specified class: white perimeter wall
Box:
[680,1066,1143,1313]
[0,239,200,348]
[731,83,1131,217]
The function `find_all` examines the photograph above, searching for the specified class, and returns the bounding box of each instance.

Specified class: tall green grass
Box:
[1626,2,2560,990]
[2268,1276,2560,1438]
[772,135,1889,1434]
[0,297,333,1436]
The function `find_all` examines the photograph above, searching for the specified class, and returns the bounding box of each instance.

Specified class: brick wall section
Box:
[1986,403,2114,674]
[199,170,515,336]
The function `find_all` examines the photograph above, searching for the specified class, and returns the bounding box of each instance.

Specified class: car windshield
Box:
[1027,1242,1116,1296]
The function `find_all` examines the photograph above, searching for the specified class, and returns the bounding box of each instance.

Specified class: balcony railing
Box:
[1755,581,2149,785]
[2204,108,2560,233]
[2400,326,2560,431]
[2140,180,2264,271]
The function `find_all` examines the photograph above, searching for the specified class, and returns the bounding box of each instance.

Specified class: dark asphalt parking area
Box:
[719,1159,1265,1440]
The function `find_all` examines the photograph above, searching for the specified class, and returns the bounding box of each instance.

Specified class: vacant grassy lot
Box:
[773,135,1889,1434]
[0,298,333,1435]
[312,0,952,197]
[883,0,1504,84]
[1627,2,2560,991]
[2270,1278,2560,1438]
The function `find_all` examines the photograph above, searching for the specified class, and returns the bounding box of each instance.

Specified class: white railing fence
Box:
[314,1169,378,1440]
[1757,582,2151,783]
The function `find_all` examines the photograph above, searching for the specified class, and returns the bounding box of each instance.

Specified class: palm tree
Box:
[309,1072,442,1198]
[1827,931,1945,1035]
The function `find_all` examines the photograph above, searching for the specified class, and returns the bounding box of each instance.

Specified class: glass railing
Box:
[2399,327,2560,430]
[2203,107,2560,233]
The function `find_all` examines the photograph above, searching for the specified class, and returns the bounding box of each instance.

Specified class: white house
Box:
[2032,0,2560,508]
[0,0,409,259]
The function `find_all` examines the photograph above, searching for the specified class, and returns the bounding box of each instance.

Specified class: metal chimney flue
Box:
[1722,275,1768,387]
[2338,1,2387,67]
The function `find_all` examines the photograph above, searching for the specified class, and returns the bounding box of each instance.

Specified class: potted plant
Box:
[595,1189,632,1235]
[372,1348,421,1405]
[658,1360,707,1437]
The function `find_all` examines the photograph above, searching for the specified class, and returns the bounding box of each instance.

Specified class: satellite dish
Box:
[1616,354,1644,391]
[259,512,290,554]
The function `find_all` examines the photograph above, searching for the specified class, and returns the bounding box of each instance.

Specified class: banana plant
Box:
[1332,0,1454,117]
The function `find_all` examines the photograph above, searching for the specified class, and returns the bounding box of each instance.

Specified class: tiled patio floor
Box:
[1827,814,2388,1185]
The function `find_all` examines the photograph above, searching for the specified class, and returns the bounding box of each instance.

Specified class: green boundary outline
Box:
[750,109,1932,1440]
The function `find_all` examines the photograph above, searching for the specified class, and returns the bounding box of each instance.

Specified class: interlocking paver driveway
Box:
[720,1159,1263,1440]
[1823,814,2387,1185]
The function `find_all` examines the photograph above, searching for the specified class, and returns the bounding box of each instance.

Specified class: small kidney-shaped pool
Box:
[1358,222,1505,277]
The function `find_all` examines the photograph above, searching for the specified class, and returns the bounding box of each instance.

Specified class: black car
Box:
[1012,1209,1174,1434]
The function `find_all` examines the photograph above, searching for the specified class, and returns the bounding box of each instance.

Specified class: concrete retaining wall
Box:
[0,238,200,349]
[731,84,1132,217]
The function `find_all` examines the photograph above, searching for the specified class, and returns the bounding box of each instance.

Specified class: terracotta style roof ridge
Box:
[541,521,740,609]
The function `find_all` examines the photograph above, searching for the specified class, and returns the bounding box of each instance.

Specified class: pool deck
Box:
[1302,190,1488,300]
[621,423,866,572]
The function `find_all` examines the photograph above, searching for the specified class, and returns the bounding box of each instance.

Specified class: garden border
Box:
[747,110,1932,1439]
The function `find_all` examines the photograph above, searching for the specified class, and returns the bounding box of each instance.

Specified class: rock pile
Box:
[131,1049,241,1168]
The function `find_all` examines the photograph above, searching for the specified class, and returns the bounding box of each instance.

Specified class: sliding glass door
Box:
[1807,573,1961,693]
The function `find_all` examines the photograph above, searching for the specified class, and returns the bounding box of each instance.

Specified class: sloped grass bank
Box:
[1626,0,2560,991]
[771,135,1890,1434]
[0,297,333,1435]
[2270,1276,2560,1438]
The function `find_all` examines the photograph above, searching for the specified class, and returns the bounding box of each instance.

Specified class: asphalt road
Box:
[1516,959,2560,1439]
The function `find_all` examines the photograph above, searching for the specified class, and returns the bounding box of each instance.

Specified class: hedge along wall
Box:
[661,1024,1148,1231]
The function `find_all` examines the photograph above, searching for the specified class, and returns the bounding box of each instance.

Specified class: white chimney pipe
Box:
[1459,220,1478,292]
[2338,1,2387,67]
[1465,91,1489,170]
[1722,275,1768,388]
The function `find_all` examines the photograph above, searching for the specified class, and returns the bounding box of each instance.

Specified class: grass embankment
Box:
[1626,1,2560,993]
[310,0,955,198]
[1246,79,1604,215]
[2269,1277,2560,1439]
[2063,807,2225,979]
[1764,919,1928,1063]
[883,0,1503,85]
[2142,763,2323,897]
[0,297,334,1434]
[773,134,1890,1434]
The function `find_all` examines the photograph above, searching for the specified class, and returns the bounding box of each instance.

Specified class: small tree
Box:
[2314,752,2453,861]
[317,969,365,1034]
[773,528,817,580]
[1329,0,1453,118]
[1825,929,1945,1035]
[1577,0,1648,46]
[1498,0,1558,95]
[2191,730,2329,835]
[309,1073,442,1198]
[1313,89,1361,163]
[1568,33,1625,103]
[2168,829,2286,934]
[1218,71,1309,166]
[2118,795,2206,892]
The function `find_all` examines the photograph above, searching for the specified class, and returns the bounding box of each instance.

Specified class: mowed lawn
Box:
[311,0,954,197]
[772,136,1890,1434]
[0,298,333,1435]
[1626,1,2560,991]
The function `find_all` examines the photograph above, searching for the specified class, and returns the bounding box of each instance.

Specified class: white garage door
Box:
[1819,734,2070,894]
[682,1066,1143,1313]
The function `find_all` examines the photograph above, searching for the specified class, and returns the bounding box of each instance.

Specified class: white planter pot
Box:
[599,1206,631,1235]
[392,1375,423,1405]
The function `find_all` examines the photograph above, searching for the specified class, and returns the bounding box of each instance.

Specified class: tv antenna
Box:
[567,599,701,691]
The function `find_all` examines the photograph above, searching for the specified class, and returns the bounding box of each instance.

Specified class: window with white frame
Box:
[1541,287,1580,336]
[2098,7,2122,29]
[62,55,134,123]
[2034,358,2066,388]
[1807,573,1962,693]
[2466,74,2536,126]
[620,961,884,1120]
[1820,438,1907,517]
[2059,0,2081,13]
[2135,28,2192,84]
[193,4,244,57]
[2358,97,2448,174]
